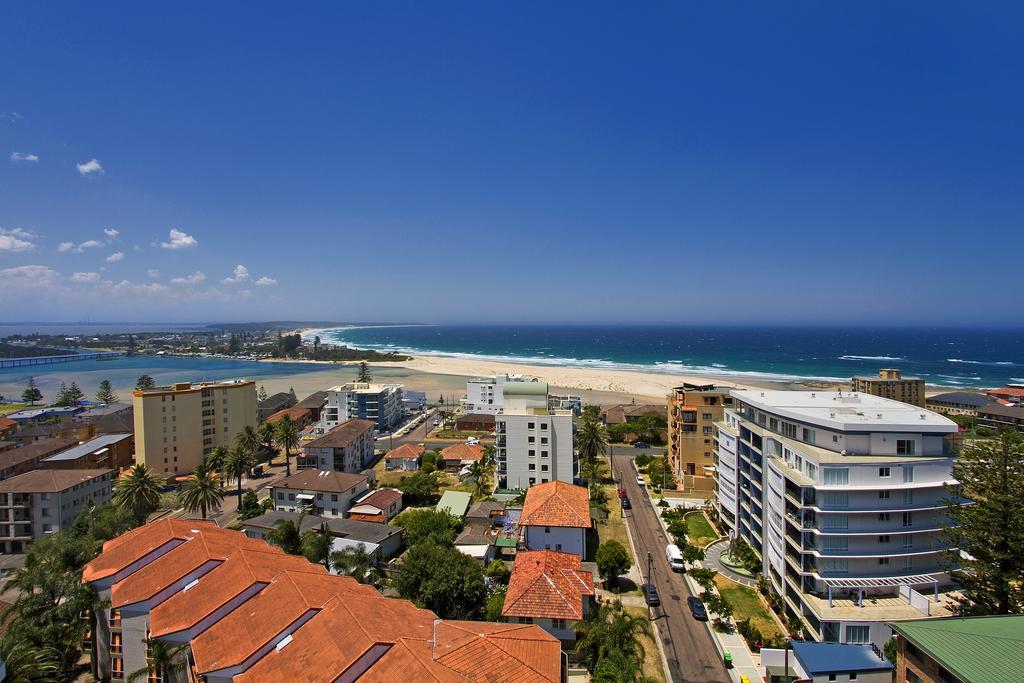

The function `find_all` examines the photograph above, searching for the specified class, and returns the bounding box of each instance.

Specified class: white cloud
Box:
[103,228,119,240]
[106,251,124,263]
[161,228,197,250]
[0,264,59,283]
[57,241,75,253]
[80,239,105,250]
[10,152,38,162]
[76,159,104,176]
[70,271,102,283]
[222,264,250,284]
[255,276,277,287]
[147,269,160,278]
[170,271,206,285]
[0,228,37,252]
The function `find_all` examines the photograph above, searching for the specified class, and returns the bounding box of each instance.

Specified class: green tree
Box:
[393,543,487,619]
[65,381,84,405]
[257,420,277,458]
[486,559,509,581]
[127,639,189,683]
[236,425,261,460]
[574,599,652,675]
[222,447,255,509]
[392,508,463,546]
[21,376,42,405]
[53,381,70,406]
[944,431,1024,615]
[96,379,118,404]
[135,374,156,390]
[0,631,61,682]
[395,470,443,506]
[582,404,601,422]
[301,522,333,569]
[577,417,609,472]
[113,464,163,523]
[274,415,300,477]
[178,462,224,519]
[237,490,264,520]
[701,591,733,626]
[690,568,718,593]
[266,514,306,555]
[485,585,508,621]
[595,540,632,590]
[204,445,228,472]
[356,361,372,383]
[331,543,381,585]
[468,460,490,498]
[258,385,268,402]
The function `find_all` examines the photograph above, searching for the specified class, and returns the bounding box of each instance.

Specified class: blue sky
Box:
[1,2,1021,325]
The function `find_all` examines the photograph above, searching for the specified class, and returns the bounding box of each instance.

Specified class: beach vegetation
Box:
[95,379,118,404]
[21,377,43,405]
[943,430,1024,615]
[356,361,372,382]
[135,374,156,390]
[113,464,163,523]
[393,542,487,619]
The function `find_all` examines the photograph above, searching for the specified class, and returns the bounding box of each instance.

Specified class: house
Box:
[890,615,1024,683]
[270,469,370,518]
[0,417,17,439]
[294,390,328,421]
[925,391,997,417]
[502,550,595,642]
[985,386,1024,405]
[242,510,404,559]
[257,391,296,422]
[439,443,484,473]
[347,488,403,523]
[300,418,376,472]
[264,406,315,429]
[79,403,135,436]
[436,490,473,519]
[519,481,591,559]
[760,641,892,683]
[467,500,507,524]
[454,521,498,565]
[456,413,496,432]
[599,403,664,425]
[976,403,1024,434]
[0,468,115,553]
[384,443,423,471]
[40,433,134,471]
[81,519,563,682]
[402,390,427,413]
[0,437,77,480]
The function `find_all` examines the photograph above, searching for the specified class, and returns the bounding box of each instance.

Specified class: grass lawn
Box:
[685,512,718,547]
[0,403,29,415]
[713,574,785,641]
[624,605,667,683]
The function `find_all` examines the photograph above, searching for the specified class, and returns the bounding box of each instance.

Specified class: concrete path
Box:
[704,540,757,588]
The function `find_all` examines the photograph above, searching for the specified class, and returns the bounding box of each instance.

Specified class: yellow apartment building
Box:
[667,383,734,493]
[851,368,925,407]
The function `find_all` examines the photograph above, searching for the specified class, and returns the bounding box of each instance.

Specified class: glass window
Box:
[896,439,915,455]
[879,467,891,477]
[846,625,870,644]
[823,468,848,485]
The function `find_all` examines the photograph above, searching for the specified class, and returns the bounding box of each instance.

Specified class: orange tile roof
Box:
[519,481,591,529]
[440,443,484,462]
[348,512,386,523]
[385,442,425,460]
[989,387,1024,397]
[355,639,466,683]
[432,621,562,683]
[82,519,218,584]
[272,468,368,494]
[355,487,402,511]
[265,406,313,424]
[0,417,16,432]
[502,551,594,621]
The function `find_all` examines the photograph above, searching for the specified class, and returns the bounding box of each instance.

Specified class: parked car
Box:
[433,420,440,426]
[687,596,708,621]
[635,475,645,486]
[666,544,685,572]
[621,497,631,510]
[467,436,480,445]
[634,441,650,449]
[617,487,628,499]
[643,583,661,607]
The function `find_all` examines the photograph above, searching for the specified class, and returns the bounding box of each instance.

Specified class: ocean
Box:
[312,324,1024,389]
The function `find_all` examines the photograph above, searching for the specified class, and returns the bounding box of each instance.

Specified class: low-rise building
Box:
[455,412,496,432]
[502,550,594,642]
[294,390,328,422]
[890,614,1024,683]
[264,405,315,429]
[270,469,370,518]
[985,386,1024,405]
[82,519,562,682]
[10,417,95,446]
[436,490,473,519]
[257,391,296,422]
[242,510,404,559]
[851,368,925,407]
[439,443,484,473]
[0,417,16,439]
[347,488,403,523]
[976,403,1024,433]
[600,403,665,425]
[40,433,134,471]
[760,641,892,683]
[925,391,996,416]
[402,390,427,413]
[322,382,404,433]
[300,418,376,472]
[384,443,423,470]
[0,437,77,480]
[520,481,591,559]
[5,405,85,423]
[0,468,114,553]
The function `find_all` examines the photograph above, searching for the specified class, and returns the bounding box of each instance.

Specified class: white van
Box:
[666,544,685,572]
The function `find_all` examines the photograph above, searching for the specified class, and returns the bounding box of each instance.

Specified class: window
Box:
[846,625,870,643]
[541,451,549,458]
[540,423,548,430]
[544,526,550,533]
[879,490,890,499]
[529,463,536,471]
[824,468,849,485]
[879,467,891,478]
[528,436,535,444]
[903,467,914,483]
[541,464,549,472]
[331,494,338,502]
[903,490,914,505]
[527,422,535,429]
[906,669,924,683]
[833,435,840,443]
[897,439,915,455]
[801,428,816,444]
[828,676,837,682]
[878,535,890,543]
[878,557,890,565]
[850,673,858,681]
[528,449,536,457]
[902,512,913,527]
[552,618,566,630]
[823,491,848,508]
[879,513,890,522]
[782,422,798,439]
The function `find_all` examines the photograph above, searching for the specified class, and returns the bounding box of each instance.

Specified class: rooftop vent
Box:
[275,634,294,652]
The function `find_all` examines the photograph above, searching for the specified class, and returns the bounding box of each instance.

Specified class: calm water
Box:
[313,325,1024,388]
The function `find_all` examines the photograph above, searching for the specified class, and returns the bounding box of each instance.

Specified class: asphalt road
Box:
[613,453,730,683]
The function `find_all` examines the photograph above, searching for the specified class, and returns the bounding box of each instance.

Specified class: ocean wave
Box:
[947,358,1016,366]
[838,355,904,361]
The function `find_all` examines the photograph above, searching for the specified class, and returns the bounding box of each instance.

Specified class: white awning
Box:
[822,574,940,589]
[295,493,315,501]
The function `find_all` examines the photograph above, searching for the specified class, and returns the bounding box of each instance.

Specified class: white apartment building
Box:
[495,381,576,490]
[715,390,961,649]
[0,469,115,553]
[463,374,529,414]
[321,383,404,434]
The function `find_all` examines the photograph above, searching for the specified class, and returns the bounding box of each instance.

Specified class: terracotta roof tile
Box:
[266,407,313,424]
[440,444,484,462]
[355,488,402,510]
[432,621,562,683]
[385,443,424,460]
[502,551,594,621]
[82,519,218,584]
[519,481,591,529]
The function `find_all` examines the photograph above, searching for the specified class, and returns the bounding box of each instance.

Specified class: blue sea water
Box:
[313,325,1024,389]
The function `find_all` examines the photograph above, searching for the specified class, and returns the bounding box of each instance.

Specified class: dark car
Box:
[634,441,650,449]
[621,497,632,510]
[687,596,708,621]
[644,583,661,607]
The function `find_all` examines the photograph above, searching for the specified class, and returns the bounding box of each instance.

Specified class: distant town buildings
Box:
[300,418,376,472]
[925,391,996,416]
[985,386,1024,405]
[132,379,258,477]
[0,468,114,553]
[495,381,576,490]
[715,390,960,648]
[256,390,296,422]
[270,469,370,518]
[322,382,404,433]
[667,383,734,493]
[851,368,925,407]
[519,481,591,559]
[976,403,1024,433]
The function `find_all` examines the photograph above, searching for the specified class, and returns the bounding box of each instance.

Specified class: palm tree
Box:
[331,543,380,585]
[127,638,189,683]
[468,461,489,498]
[274,416,300,477]
[258,421,277,460]
[577,417,609,475]
[301,522,332,569]
[0,632,61,682]
[236,425,261,461]
[222,447,254,509]
[113,464,163,523]
[266,513,306,555]
[204,445,228,472]
[574,599,652,674]
[178,463,225,519]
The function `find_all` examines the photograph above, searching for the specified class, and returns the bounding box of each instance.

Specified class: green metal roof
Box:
[502,381,548,396]
[435,490,473,517]
[889,615,1024,682]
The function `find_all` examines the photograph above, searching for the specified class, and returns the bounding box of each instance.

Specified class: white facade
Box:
[495,381,576,490]
[0,470,115,553]
[463,374,529,414]
[523,526,586,559]
[321,383,404,433]
[715,390,960,649]
[271,479,370,518]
